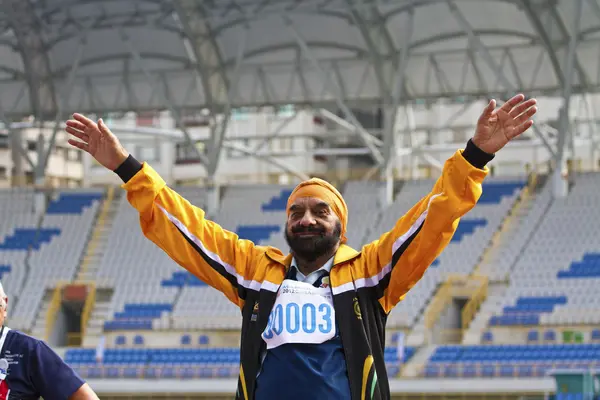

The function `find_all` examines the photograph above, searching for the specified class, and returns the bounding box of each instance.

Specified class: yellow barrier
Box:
[45,285,63,341]
[80,283,96,342]
[424,281,453,331]
[45,281,97,345]
[461,276,488,331]
[423,275,488,338]
[77,186,115,280]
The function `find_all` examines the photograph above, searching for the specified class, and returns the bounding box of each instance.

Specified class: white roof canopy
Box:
[0,0,598,119]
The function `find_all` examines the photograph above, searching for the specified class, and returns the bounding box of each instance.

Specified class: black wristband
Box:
[114,154,143,183]
[462,139,495,169]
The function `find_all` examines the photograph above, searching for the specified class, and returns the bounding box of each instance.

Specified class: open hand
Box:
[65,113,129,171]
[473,94,537,154]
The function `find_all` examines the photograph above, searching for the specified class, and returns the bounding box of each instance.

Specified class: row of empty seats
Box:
[378,179,526,329]
[2,189,104,332]
[424,343,600,378]
[486,173,600,328]
[96,187,206,332]
[65,346,414,379]
[170,184,292,330]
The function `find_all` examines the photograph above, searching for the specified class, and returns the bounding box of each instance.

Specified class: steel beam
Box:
[119,29,209,167]
[446,0,556,158]
[206,28,248,178]
[552,0,583,198]
[252,112,299,153]
[518,0,565,86]
[2,0,58,119]
[223,141,310,181]
[318,109,383,146]
[285,17,384,166]
[39,32,88,180]
[379,7,414,204]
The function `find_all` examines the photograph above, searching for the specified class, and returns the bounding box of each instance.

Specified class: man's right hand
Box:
[65,113,129,171]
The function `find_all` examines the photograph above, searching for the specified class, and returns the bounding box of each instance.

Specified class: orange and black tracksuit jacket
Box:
[114,139,493,400]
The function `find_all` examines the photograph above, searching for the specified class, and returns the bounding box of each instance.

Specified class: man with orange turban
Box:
[66,94,537,400]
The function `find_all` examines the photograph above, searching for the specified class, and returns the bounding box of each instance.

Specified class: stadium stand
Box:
[9,172,600,390]
[418,174,600,380]
[64,344,416,379]
[0,188,38,329]
[91,187,207,337]
[482,173,600,336]
[171,184,293,331]
[371,178,526,330]
[423,343,600,378]
[4,189,103,334]
[342,180,384,249]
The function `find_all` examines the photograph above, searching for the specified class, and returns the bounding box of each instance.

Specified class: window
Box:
[232,107,251,121]
[276,104,295,118]
[175,142,205,164]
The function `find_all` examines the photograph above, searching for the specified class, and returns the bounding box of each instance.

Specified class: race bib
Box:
[261,279,335,349]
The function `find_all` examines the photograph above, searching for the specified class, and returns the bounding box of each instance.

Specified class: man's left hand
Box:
[473,94,537,154]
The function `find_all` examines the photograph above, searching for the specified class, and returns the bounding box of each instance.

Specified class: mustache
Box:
[291,225,325,234]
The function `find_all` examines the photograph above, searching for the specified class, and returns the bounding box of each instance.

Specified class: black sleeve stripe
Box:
[373,223,424,301]
[171,222,247,299]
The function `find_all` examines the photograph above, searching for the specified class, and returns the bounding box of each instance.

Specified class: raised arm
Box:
[361,94,537,313]
[65,114,261,307]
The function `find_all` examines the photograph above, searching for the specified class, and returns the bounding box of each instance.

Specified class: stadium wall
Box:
[85,377,556,399]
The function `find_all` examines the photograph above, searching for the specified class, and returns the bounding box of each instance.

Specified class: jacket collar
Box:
[265,243,360,270]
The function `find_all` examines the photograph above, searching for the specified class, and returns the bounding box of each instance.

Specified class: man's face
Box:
[285,197,341,262]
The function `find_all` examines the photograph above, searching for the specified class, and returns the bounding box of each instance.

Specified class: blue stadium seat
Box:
[451,219,487,242]
[481,331,493,343]
[426,343,600,378]
[46,193,103,214]
[105,303,173,331]
[261,189,293,211]
[0,228,60,250]
[161,271,208,287]
[527,330,539,342]
[199,335,209,345]
[490,296,567,326]
[236,225,280,244]
[0,265,10,281]
[181,335,191,346]
[66,346,414,381]
[477,182,525,204]
[558,253,600,278]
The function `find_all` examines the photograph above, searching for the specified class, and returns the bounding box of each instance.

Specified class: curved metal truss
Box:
[0,0,596,185]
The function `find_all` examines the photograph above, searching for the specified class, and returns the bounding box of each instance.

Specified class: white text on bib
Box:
[261,279,335,349]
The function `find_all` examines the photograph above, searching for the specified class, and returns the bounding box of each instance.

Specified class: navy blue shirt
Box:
[254,268,351,399]
[0,328,85,400]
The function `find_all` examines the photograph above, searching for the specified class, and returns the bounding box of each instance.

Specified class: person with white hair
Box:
[0,282,99,400]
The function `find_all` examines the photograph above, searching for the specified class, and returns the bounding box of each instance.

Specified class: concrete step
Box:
[401,345,437,378]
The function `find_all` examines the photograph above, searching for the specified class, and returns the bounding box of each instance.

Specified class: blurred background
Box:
[1,0,600,398]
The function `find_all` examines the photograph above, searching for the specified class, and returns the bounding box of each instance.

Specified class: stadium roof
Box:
[0,0,597,119]
[0,0,596,180]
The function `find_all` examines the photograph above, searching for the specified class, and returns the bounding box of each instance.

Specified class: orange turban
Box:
[286,178,348,243]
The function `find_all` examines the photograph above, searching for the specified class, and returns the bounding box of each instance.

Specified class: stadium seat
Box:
[425,343,600,378]
[65,346,415,380]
